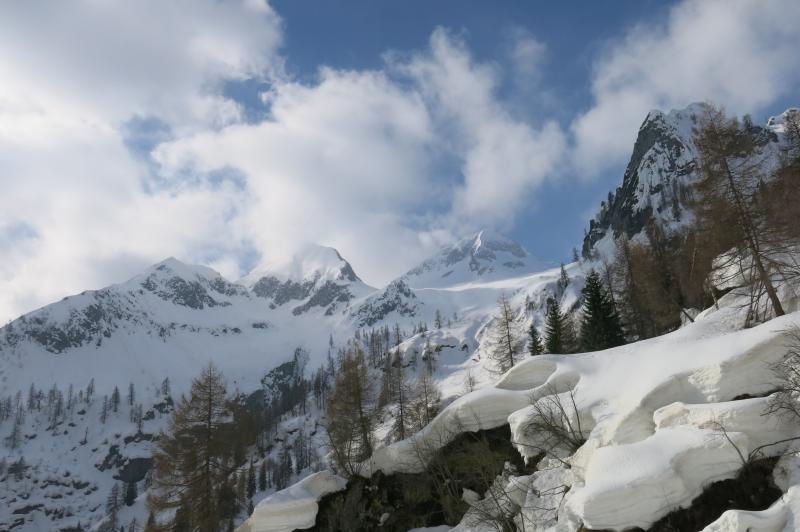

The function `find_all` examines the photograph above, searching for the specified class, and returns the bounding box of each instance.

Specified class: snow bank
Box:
[367,300,800,529]
[235,471,347,532]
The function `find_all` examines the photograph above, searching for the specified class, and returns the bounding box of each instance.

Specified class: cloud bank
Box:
[1,0,799,322]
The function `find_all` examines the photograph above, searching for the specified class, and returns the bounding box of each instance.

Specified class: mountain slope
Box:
[0,233,579,531]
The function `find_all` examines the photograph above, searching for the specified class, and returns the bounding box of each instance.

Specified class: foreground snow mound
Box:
[236,470,347,532]
[363,301,800,530]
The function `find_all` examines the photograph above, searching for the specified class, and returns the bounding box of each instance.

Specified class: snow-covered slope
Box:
[247,293,800,531]
[0,231,581,531]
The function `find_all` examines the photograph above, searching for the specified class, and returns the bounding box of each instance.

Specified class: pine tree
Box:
[246,461,256,500]
[528,322,544,356]
[148,362,231,531]
[161,377,171,399]
[127,382,135,407]
[5,407,23,450]
[111,386,120,413]
[100,395,108,424]
[544,298,567,354]
[104,483,120,532]
[557,262,570,296]
[434,309,443,329]
[86,378,95,403]
[579,270,626,351]
[258,460,267,492]
[124,479,137,506]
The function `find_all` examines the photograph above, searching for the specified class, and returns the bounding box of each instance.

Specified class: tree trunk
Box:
[720,157,785,317]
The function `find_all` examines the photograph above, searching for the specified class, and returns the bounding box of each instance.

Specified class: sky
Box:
[1,0,800,323]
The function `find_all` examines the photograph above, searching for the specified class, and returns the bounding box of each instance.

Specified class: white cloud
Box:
[572,0,800,175]
[155,29,566,287]
[393,29,566,227]
[507,28,547,84]
[0,0,283,134]
[0,5,561,321]
[0,0,282,322]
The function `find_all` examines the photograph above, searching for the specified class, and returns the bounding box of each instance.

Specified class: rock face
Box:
[352,279,419,327]
[581,103,784,258]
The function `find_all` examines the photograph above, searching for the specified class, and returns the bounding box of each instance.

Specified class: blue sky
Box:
[264,0,674,259]
[1,0,799,322]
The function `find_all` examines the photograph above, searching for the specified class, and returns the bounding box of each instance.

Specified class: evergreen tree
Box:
[104,483,121,532]
[111,386,120,413]
[528,322,544,356]
[246,461,256,500]
[5,407,23,450]
[557,262,570,296]
[148,362,232,531]
[100,395,108,424]
[258,460,267,492]
[544,298,568,354]
[160,377,171,398]
[124,479,137,506]
[86,378,95,403]
[579,270,626,351]
[127,382,135,407]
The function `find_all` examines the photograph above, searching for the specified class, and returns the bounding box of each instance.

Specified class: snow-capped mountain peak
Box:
[401,230,545,288]
[240,244,363,287]
[133,256,248,308]
[240,244,374,315]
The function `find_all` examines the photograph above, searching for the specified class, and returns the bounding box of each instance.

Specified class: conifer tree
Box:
[388,351,413,442]
[488,294,523,373]
[557,262,570,296]
[326,344,377,476]
[544,298,567,354]
[124,479,137,506]
[408,370,441,432]
[148,362,232,531]
[258,460,267,492]
[111,386,120,413]
[86,378,95,403]
[100,396,108,424]
[104,483,121,532]
[579,270,626,351]
[695,106,786,318]
[528,322,544,356]
[247,461,256,500]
